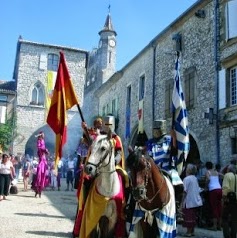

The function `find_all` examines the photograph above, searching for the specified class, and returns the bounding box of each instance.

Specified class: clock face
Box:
[109,39,116,47]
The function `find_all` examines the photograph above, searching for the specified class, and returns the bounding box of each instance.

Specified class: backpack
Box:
[10,185,18,194]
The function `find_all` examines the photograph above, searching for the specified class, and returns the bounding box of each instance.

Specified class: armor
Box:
[153,120,167,136]
[103,115,115,133]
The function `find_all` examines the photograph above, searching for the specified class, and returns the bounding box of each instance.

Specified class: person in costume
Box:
[33,131,48,198]
[72,115,128,238]
[145,120,182,184]
[145,120,184,218]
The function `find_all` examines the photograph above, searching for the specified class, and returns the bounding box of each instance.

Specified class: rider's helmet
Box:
[153,120,167,137]
[103,115,115,133]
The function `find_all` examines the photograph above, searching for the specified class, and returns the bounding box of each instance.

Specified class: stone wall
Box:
[13,41,87,156]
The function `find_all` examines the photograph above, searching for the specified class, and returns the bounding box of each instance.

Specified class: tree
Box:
[0,116,16,151]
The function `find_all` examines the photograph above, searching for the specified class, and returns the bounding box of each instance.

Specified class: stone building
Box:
[12,13,117,157]
[13,38,87,156]
[11,0,237,167]
[84,0,237,167]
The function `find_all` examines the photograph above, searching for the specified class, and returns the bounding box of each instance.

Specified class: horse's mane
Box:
[126,147,150,169]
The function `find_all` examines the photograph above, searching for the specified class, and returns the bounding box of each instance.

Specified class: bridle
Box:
[131,156,166,204]
[86,139,115,175]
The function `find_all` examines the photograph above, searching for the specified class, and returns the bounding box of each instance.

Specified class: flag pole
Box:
[76,104,92,145]
[172,51,180,129]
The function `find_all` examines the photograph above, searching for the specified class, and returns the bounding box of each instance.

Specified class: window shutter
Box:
[226,1,237,40]
[219,69,226,109]
[0,106,6,124]
[39,53,47,70]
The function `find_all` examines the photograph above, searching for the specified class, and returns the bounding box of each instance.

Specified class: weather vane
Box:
[108,4,111,13]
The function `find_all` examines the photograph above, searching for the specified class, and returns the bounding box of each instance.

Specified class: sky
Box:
[0,0,198,81]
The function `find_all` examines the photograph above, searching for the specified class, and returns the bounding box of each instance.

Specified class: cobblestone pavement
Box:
[0,178,77,238]
[0,178,223,238]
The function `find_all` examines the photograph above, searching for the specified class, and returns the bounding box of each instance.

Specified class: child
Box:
[50,164,57,191]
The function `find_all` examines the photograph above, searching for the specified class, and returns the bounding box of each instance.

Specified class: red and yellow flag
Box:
[47,51,79,166]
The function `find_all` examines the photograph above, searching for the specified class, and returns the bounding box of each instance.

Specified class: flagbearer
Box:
[145,120,182,183]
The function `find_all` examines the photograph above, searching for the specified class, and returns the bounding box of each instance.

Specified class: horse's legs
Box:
[99,216,110,237]
[140,220,159,238]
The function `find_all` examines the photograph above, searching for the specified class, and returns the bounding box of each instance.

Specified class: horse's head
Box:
[126,147,152,202]
[85,133,114,177]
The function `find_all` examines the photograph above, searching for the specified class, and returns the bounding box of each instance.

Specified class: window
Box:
[139,75,145,100]
[47,53,59,71]
[172,33,182,52]
[0,95,7,102]
[111,98,118,117]
[30,82,44,106]
[102,106,106,116]
[165,79,173,117]
[0,106,6,124]
[106,103,110,114]
[225,0,237,40]
[184,67,195,109]
[231,138,237,154]
[127,86,131,109]
[230,66,237,106]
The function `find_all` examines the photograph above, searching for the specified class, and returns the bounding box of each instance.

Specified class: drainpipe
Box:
[152,42,157,122]
[214,0,220,165]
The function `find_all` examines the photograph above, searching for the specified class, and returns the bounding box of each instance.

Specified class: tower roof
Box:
[99,13,117,36]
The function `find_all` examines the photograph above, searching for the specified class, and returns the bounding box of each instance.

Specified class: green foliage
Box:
[0,117,16,151]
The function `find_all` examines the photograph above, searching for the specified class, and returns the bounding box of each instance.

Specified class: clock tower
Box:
[83,11,117,125]
[97,12,117,84]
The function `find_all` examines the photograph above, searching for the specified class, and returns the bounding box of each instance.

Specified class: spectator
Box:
[205,161,222,230]
[22,155,31,191]
[65,156,74,191]
[0,154,15,201]
[50,164,57,191]
[57,159,63,191]
[13,155,21,182]
[222,164,237,238]
[181,163,203,237]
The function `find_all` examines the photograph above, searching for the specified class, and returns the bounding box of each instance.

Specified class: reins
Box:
[86,139,115,175]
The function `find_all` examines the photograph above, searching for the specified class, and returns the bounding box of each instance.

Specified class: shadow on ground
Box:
[26,231,72,237]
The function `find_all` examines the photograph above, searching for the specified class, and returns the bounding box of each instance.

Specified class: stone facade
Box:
[88,0,237,166]
[13,40,87,156]
[12,0,237,167]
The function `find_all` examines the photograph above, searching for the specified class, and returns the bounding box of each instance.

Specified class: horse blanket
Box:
[128,176,177,238]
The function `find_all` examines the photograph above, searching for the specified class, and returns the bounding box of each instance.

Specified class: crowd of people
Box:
[1,115,237,238]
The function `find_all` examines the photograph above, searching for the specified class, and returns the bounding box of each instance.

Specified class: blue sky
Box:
[0,0,197,81]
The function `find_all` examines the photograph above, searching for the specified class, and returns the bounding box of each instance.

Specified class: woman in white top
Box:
[205,161,222,230]
[181,163,203,237]
[0,154,15,201]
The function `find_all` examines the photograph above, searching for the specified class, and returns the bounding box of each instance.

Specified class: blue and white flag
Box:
[172,54,189,175]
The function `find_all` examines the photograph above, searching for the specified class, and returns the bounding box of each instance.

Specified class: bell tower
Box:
[97,11,117,84]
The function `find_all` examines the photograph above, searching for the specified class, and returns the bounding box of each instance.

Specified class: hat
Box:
[153,120,167,136]
[35,131,44,138]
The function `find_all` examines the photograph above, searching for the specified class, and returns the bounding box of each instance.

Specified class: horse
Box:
[126,147,176,238]
[80,132,127,238]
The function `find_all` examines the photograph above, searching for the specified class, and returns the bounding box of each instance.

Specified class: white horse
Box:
[82,133,125,238]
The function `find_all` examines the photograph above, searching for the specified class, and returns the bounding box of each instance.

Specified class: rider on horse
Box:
[73,115,129,238]
[145,119,183,187]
